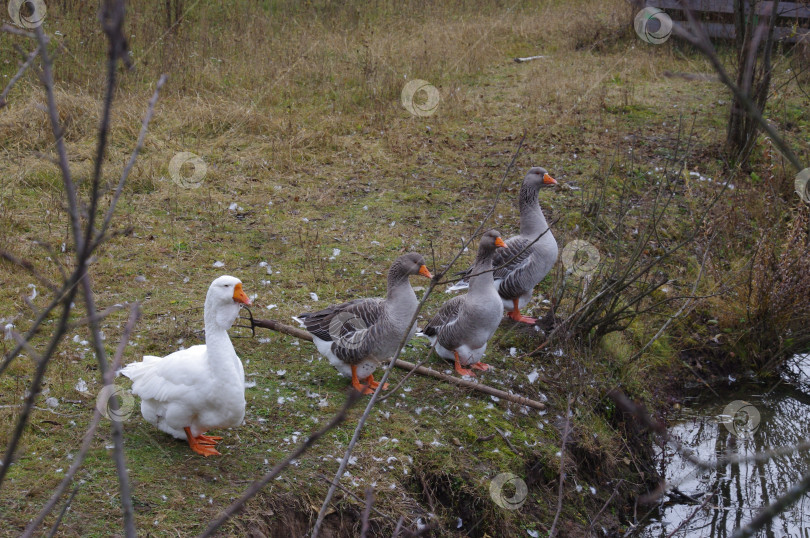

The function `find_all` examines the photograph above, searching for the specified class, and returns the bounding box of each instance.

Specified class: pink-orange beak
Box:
[418,265,433,279]
[233,282,251,305]
[543,173,557,185]
[495,237,507,248]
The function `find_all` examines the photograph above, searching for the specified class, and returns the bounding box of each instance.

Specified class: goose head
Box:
[478,229,507,256]
[389,253,433,282]
[519,167,556,211]
[524,167,557,189]
[205,275,251,330]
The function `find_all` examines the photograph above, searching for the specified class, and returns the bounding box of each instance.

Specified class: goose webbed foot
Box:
[351,365,375,395]
[454,351,476,377]
[185,427,222,456]
[365,374,389,390]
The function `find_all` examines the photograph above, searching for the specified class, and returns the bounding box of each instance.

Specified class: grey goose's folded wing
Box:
[298,298,384,342]
[299,298,386,365]
[423,295,465,339]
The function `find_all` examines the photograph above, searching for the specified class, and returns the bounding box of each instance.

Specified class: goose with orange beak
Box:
[422,230,507,376]
[296,253,432,394]
[120,275,252,456]
[448,167,558,324]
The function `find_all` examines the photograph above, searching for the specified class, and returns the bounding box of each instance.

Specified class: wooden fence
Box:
[645,0,810,42]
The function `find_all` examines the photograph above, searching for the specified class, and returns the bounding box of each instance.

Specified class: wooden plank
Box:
[648,0,810,19]
[651,0,735,14]
[667,19,810,41]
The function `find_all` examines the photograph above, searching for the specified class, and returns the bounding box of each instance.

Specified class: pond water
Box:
[639,354,810,537]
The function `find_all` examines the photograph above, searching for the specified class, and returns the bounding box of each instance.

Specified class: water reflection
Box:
[641,354,810,537]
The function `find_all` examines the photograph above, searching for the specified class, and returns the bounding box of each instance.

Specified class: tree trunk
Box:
[725,0,780,167]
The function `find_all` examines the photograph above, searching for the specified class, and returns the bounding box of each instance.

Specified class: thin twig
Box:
[0,45,39,107]
[0,249,60,291]
[494,426,521,456]
[0,297,76,488]
[587,479,624,533]
[392,516,405,538]
[46,484,80,538]
[732,471,810,538]
[311,136,527,538]
[252,318,546,410]
[0,23,36,38]
[360,487,374,538]
[316,474,396,524]
[626,234,714,364]
[22,303,140,538]
[197,392,360,537]
[665,489,716,538]
[96,74,168,244]
[549,396,572,537]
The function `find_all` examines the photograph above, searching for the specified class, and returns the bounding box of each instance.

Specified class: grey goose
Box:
[422,230,507,376]
[448,167,558,324]
[296,253,432,394]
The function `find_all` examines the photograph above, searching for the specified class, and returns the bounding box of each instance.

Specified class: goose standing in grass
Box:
[422,230,507,376]
[119,275,252,456]
[448,167,558,324]
[296,253,432,395]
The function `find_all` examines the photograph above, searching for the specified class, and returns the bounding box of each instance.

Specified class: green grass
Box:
[1,0,809,535]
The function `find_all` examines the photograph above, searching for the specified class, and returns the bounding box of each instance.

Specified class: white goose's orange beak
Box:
[233,282,251,305]
[495,237,507,248]
[543,173,557,185]
[418,265,433,279]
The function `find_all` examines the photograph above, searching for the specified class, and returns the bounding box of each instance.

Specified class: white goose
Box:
[119,275,252,456]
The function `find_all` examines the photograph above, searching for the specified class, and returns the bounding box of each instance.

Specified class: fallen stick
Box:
[514,55,546,63]
[251,317,546,411]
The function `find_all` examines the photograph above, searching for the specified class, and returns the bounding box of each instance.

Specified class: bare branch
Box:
[671,15,803,171]
[33,25,83,253]
[46,484,80,538]
[0,297,77,488]
[311,137,528,538]
[360,487,374,538]
[197,392,360,537]
[251,317,547,409]
[0,45,39,108]
[21,302,141,538]
[97,74,168,242]
[0,250,60,293]
[0,23,36,38]
[549,396,571,537]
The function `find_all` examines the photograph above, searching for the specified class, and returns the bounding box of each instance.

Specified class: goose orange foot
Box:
[507,299,536,324]
[197,433,223,445]
[351,365,374,395]
[471,362,490,371]
[184,427,222,456]
[507,310,537,324]
[454,351,475,377]
[364,375,389,391]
